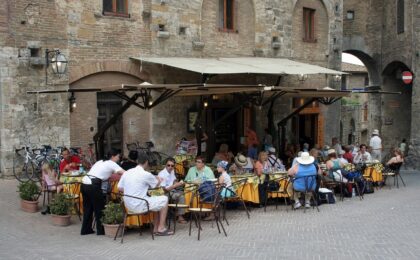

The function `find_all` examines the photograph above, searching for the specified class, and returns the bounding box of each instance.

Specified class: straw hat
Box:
[327,149,336,155]
[296,152,315,165]
[372,129,379,135]
[234,154,248,167]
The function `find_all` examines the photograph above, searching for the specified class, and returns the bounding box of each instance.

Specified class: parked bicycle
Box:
[126,141,163,166]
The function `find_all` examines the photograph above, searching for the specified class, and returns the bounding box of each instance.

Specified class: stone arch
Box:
[380,60,412,150]
[69,60,149,84]
[342,50,381,87]
[291,0,335,21]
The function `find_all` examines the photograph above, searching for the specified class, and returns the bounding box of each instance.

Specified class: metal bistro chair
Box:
[114,194,155,243]
[222,177,251,225]
[291,175,319,213]
[189,183,227,241]
[264,175,290,212]
[382,162,405,188]
[167,187,192,234]
[41,179,58,210]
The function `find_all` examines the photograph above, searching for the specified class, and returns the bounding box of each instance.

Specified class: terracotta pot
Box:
[20,200,38,213]
[51,214,71,226]
[103,224,123,238]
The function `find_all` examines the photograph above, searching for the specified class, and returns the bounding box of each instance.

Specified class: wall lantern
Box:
[45,49,68,85]
[333,74,342,82]
[69,92,76,112]
[298,74,308,82]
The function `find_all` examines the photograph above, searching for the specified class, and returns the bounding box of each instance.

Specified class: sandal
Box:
[155,229,174,236]
[177,219,187,224]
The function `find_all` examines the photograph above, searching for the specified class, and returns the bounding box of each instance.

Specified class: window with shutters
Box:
[103,0,129,18]
[397,0,404,34]
[303,8,316,42]
[219,0,235,32]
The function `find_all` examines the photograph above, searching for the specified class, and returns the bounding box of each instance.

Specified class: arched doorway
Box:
[381,61,412,151]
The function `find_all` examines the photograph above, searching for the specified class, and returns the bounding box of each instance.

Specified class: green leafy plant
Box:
[18,181,40,201]
[49,193,71,216]
[101,202,124,225]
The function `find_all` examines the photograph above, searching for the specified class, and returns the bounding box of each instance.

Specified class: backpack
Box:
[198,181,216,202]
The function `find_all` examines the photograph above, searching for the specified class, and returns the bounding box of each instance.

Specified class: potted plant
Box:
[18,181,41,213]
[101,202,124,238]
[49,193,72,226]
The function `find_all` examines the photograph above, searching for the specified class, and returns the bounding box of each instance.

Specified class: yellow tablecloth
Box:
[363,167,384,182]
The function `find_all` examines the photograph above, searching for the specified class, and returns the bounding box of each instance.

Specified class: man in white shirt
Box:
[118,153,172,236]
[158,158,187,224]
[353,144,372,164]
[369,129,382,161]
[81,149,124,235]
[267,147,286,171]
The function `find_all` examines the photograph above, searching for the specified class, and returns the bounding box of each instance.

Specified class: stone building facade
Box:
[0,0,345,176]
[343,0,420,166]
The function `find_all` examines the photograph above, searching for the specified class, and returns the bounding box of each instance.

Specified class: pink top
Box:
[42,171,58,189]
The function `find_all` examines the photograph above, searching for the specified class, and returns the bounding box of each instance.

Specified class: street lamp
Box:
[45,49,68,85]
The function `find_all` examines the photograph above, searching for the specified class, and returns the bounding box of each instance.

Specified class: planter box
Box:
[51,214,71,226]
[20,200,38,213]
[104,224,123,238]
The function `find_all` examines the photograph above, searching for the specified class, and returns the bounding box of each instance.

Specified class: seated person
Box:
[158,158,187,224]
[254,151,271,177]
[353,144,372,164]
[118,153,173,236]
[338,150,349,164]
[229,153,253,175]
[247,144,258,161]
[59,148,81,174]
[217,161,233,198]
[184,156,215,183]
[287,152,320,209]
[267,147,285,171]
[292,151,303,166]
[386,148,404,169]
[342,146,354,163]
[41,162,63,193]
[120,150,138,171]
[211,143,234,166]
[326,149,347,183]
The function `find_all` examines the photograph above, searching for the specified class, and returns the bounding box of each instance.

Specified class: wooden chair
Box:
[264,176,290,212]
[114,194,155,243]
[222,177,250,225]
[188,183,227,241]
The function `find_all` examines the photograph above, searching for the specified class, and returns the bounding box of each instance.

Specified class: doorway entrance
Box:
[292,114,319,149]
[97,93,123,158]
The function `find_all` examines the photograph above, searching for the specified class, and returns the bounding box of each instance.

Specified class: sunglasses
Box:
[166,164,175,167]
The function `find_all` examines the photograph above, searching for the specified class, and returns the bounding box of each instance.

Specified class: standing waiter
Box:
[80,149,124,235]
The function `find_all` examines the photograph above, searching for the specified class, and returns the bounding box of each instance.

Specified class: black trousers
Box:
[80,181,105,235]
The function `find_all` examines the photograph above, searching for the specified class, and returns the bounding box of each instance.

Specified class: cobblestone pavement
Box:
[1,171,420,260]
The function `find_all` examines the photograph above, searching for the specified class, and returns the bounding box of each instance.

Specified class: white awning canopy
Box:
[130,57,346,75]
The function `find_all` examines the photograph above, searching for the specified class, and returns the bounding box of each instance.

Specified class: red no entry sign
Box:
[402,71,413,84]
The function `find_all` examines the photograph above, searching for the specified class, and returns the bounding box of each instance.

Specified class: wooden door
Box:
[97,93,123,157]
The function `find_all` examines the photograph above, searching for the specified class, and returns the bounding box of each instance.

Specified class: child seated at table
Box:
[42,162,63,193]
[217,161,234,198]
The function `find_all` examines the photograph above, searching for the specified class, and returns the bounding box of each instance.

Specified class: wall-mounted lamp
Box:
[333,74,342,82]
[45,49,68,85]
[69,92,76,112]
[148,95,154,106]
[203,99,208,108]
[298,74,308,82]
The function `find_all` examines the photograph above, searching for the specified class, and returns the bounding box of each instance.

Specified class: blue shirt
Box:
[293,164,317,192]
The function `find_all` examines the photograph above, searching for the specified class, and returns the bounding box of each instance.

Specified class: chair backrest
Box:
[293,175,317,193]
[230,177,247,196]
[390,162,403,173]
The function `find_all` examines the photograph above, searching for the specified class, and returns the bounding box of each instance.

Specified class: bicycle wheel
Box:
[30,158,47,182]
[150,152,162,166]
[13,155,30,182]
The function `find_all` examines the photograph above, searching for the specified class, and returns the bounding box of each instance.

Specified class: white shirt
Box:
[268,154,285,171]
[370,136,382,150]
[220,172,232,187]
[118,166,159,212]
[353,152,372,163]
[82,160,123,184]
[158,168,176,188]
